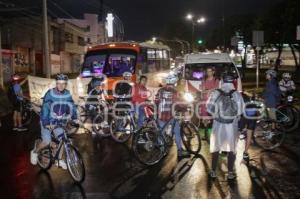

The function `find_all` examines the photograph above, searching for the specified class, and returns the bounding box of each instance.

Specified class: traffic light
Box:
[197,39,203,45]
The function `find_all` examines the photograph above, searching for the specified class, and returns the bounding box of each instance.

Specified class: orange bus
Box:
[80,42,171,97]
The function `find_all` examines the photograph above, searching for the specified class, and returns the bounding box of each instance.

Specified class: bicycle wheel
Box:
[181,122,201,154]
[92,114,110,137]
[37,147,52,170]
[133,127,166,166]
[110,118,132,143]
[277,106,299,133]
[65,145,85,183]
[253,120,286,150]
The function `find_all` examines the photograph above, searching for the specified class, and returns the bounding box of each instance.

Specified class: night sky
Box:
[2,0,283,41]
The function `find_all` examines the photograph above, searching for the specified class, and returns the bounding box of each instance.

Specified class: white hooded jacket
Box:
[206,83,244,153]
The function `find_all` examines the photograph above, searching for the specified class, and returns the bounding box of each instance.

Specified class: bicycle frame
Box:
[50,126,72,161]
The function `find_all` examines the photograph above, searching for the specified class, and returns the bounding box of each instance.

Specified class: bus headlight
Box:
[183,92,194,103]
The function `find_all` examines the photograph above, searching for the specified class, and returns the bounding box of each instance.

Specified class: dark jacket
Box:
[263,79,281,108]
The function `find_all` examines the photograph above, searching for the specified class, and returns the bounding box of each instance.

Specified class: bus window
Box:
[184,63,238,81]
[103,53,136,77]
[82,54,106,77]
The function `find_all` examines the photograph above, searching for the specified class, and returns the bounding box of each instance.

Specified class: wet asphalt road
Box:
[0,114,300,199]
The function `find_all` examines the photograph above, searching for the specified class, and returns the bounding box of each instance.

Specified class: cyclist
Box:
[238,92,259,162]
[279,72,296,97]
[132,75,149,128]
[87,75,105,94]
[263,69,281,130]
[207,73,244,180]
[86,77,106,114]
[31,74,78,169]
[155,74,189,158]
[7,74,28,132]
[114,72,133,100]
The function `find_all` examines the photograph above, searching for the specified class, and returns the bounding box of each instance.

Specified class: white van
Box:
[183,53,242,93]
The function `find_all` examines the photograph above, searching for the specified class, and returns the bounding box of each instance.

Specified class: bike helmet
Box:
[265,69,277,78]
[56,73,68,82]
[222,73,235,83]
[282,72,291,80]
[123,72,132,78]
[165,74,178,85]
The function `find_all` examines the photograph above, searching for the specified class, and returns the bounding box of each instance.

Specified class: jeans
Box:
[40,122,64,145]
[136,105,146,128]
[158,119,183,152]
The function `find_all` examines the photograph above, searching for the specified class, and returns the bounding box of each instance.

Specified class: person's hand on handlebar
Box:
[45,124,55,130]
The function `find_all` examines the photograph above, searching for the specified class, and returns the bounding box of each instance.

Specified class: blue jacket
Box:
[41,88,77,127]
[263,79,281,108]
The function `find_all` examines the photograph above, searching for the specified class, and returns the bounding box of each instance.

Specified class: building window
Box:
[78,36,85,46]
[65,32,73,43]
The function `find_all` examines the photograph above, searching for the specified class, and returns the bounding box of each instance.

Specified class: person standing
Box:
[132,75,149,128]
[263,69,281,130]
[206,73,244,180]
[7,74,28,132]
[200,67,220,140]
[155,74,189,158]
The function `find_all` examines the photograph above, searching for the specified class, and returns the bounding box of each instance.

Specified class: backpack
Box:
[7,84,18,105]
[213,89,238,124]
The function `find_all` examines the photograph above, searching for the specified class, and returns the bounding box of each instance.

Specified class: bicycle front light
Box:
[183,92,194,103]
[287,95,293,102]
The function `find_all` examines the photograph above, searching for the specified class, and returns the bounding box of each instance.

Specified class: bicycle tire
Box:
[92,114,111,137]
[133,127,166,166]
[277,105,299,133]
[37,147,52,170]
[65,145,85,183]
[110,118,132,143]
[253,121,286,150]
[181,122,201,154]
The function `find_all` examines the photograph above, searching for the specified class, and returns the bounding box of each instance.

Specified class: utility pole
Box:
[43,0,51,78]
[0,25,3,87]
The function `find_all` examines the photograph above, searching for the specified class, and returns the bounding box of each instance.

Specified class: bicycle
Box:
[110,102,155,143]
[78,96,111,137]
[37,119,85,183]
[133,106,201,165]
[245,100,286,150]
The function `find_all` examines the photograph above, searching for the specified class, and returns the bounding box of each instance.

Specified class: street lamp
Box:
[185,14,206,52]
[197,17,206,24]
[186,14,193,20]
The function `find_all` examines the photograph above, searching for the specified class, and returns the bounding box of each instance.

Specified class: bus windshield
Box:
[81,49,137,77]
[184,63,239,81]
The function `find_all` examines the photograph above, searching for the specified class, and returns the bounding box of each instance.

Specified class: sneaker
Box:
[13,127,19,131]
[227,172,236,180]
[30,150,38,165]
[178,150,190,158]
[209,170,217,178]
[17,127,28,132]
[243,152,249,161]
[55,160,68,170]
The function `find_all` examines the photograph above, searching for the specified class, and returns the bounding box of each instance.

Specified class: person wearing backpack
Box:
[7,74,28,132]
[206,73,244,180]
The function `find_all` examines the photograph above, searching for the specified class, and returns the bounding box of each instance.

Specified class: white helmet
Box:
[282,72,291,80]
[266,69,277,78]
[123,72,132,78]
[165,74,178,85]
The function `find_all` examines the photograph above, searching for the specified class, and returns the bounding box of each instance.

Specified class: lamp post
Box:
[186,14,206,52]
